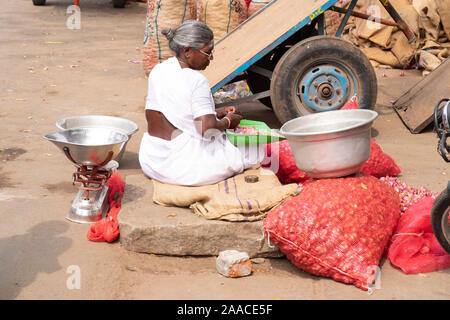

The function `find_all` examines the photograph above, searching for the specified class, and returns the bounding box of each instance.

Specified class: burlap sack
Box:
[152,168,298,222]
[142,0,197,75]
[365,26,395,48]
[413,0,441,40]
[437,0,450,40]
[197,0,248,41]
[391,30,418,66]
[142,0,248,75]
[361,47,401,67]
[354,0,391,38]
[417,49,448,71]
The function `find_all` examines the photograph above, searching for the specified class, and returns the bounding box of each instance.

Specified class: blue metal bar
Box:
[335,0,358,37]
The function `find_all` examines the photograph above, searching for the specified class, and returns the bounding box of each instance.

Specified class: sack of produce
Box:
[142,0,197,75]
[263,174,401,291]
[247,0,271,17]
[197,0,248,41]
[342,96,402,178]
[262,140,310,184]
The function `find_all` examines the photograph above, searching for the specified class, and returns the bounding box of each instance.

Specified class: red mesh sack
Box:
[263,174,401,290]
[262,140,310,184]
[263,97,401,184]
[343,96,402,178]
[360,139,402,178]
[387,196,450,274]
[87,172,125,243]
[262,138,401,183]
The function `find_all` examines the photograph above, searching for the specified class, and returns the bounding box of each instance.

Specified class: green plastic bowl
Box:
[226,119,286,146]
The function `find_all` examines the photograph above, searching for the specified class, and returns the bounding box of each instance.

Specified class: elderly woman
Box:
[139,20,262,186]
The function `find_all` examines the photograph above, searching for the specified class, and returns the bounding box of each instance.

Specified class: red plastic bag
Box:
[387,196,450,274]
[87,172,125,243]
[263,174,401,290]
[341,95,359,110]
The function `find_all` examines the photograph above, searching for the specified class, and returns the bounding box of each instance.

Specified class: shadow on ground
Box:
[0,220,72,299]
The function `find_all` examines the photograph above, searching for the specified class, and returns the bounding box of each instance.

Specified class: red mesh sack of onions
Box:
[262,97,402,184]
[262,137,401,184]
[342,96,402,178]
[263,174,401,291]
[360,139,402,178]
[262,140,310,184]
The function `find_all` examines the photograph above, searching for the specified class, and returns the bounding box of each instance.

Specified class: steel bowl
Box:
[56,115,138,162]
[43,128,129,166]
[280,109,379,178]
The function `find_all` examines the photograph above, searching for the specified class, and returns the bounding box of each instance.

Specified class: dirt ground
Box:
[0,0,449,300]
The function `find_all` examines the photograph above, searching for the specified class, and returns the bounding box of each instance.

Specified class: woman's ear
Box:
[182,47,191,59]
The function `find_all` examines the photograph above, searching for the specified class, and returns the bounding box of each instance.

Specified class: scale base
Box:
[67,186,110,224]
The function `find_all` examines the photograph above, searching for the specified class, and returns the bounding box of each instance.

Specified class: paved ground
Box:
[0,0,449,300]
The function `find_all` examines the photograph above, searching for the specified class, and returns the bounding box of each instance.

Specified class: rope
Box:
[392,231,425,238]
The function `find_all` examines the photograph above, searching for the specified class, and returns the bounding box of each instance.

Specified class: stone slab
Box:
[118,174,282,258]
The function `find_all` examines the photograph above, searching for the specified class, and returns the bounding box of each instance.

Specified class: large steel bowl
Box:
[43,128,129,166]
[56,115,138,162]
[280,109,378,178]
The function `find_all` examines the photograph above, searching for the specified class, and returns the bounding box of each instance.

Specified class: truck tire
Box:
[33,0,46,5]
[113,0,126,8]
[431,183,450,253]
[270,36,377,124]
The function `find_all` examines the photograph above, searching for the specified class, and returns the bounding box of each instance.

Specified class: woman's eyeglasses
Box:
[197,49,214,60]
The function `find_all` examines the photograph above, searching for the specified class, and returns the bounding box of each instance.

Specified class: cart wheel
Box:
[270,36,377,123]
[113,0,126,8]
[431,182,450,254]
[32,0,46,5]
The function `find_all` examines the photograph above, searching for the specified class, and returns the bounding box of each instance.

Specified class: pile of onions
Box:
[380,176,438,213]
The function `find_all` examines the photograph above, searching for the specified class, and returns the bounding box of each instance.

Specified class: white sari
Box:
[138,57,263,186]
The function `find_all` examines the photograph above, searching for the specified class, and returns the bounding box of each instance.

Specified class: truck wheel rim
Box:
[296,61,357,113]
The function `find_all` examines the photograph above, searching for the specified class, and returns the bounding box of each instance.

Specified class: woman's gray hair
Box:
[161,20,214,56]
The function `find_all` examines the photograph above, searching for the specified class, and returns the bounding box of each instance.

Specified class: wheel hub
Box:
[318,83,333,99]
[298,65,351,112]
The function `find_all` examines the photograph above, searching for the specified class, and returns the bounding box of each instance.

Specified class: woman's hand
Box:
[194,111,243,137]
[216,106,237,119]
[224,112,242,129]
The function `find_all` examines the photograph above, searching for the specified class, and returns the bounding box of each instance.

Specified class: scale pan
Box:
[43,128,128,166]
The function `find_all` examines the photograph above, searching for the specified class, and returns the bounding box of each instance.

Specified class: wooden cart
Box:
[203,0,416,124]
